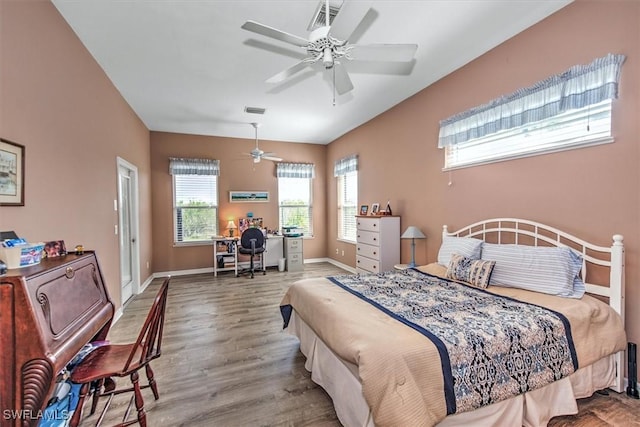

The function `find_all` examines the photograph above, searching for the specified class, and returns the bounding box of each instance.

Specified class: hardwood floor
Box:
[76,263,640,426]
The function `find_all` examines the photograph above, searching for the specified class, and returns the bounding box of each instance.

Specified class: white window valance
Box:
[333,154,358,177]
[169,157,220,176]
[276,162,315,179]
[438,53,626,148]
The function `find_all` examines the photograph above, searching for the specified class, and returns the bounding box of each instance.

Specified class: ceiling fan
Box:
[244,122,282,163]
[241,0,418,97]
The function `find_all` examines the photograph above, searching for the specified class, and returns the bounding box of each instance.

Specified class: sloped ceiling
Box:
[52,0,572,144]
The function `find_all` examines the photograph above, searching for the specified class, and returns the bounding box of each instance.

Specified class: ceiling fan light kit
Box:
[241,0,418,99]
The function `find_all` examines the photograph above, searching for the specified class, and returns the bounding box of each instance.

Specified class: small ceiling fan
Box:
[241,0,417,97]
[244,122,282,163]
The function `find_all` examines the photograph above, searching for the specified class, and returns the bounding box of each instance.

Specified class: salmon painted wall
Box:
[328,1,640,356]
[0,1,153,310]
[150,131,327,273]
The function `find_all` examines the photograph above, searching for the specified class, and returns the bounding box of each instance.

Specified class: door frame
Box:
[116,156,141,304]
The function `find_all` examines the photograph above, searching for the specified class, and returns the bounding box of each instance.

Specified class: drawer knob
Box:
[357,260,360,263]
[373,237,377,241]
[65,267,75,279]
[373,224,377,227]
[373,252,377,255]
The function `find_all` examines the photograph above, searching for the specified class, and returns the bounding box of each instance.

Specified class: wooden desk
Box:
[212,236,238,277]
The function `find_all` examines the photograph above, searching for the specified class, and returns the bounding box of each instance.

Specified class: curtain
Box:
[438,53,626,148]
[276,162,315,179]
[333,154,358,177]
[169,157,220,175]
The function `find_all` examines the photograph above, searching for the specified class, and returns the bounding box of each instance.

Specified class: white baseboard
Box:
[303,257,355,273]
[112,306,124,325]
[152,267,213,278]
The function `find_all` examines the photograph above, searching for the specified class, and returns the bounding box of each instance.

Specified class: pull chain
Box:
[333,66,336,106]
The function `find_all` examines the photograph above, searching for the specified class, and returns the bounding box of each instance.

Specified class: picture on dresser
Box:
[370,203,380,215]
[360,205,368,215]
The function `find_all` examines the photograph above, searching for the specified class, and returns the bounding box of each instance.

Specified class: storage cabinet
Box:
[264,235,284,268]
[356,215,400,274]
[284,237,304,272]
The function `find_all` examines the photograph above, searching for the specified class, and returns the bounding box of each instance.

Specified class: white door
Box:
[117,158,140,304]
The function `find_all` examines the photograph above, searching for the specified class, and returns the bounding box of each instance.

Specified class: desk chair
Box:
[69,276,171,427]
[237,228,266,278]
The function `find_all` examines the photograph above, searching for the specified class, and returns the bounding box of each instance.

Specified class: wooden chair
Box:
[69,276,171,427]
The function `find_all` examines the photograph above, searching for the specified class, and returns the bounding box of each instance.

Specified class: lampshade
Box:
[401,226,426,239]
[226,220,237,230]
[401,226,426,268]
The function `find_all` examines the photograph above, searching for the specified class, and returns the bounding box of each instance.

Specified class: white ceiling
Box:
[51,0,572,145]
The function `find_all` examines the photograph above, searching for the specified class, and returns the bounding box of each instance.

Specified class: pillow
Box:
[446,253,495,289]
[437,236,483,266]
[480,243,585,298]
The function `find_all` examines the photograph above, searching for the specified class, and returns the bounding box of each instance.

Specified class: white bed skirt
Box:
[286,311,617,427]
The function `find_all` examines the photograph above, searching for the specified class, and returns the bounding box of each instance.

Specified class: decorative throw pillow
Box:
[446,253,496,289]
[437,236,484,266]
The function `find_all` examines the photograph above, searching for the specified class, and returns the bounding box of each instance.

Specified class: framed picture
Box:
[229,191,269,203]
[370,203,380,215]
[43,240,67,258]
[0,138,25,206]
[359,205,368,215]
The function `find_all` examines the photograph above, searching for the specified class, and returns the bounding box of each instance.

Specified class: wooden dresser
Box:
[356,215,400,274]
[0,252,114,426]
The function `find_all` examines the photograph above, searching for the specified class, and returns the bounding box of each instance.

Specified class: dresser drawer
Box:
[357,230,380,246]
[356,217,380,232]
[356,255,379,274]
[356,243,380,260]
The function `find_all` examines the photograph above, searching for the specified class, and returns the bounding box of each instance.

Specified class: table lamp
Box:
[227,220,237,237]
[401,226,426,268]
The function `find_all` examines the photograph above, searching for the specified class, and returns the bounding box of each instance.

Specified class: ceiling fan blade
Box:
[266,60,311,83]
[241,20,309,48]
[328,0,372,41]
[349,44,418,62]
[334,63,354,95]
[262,155,283,162]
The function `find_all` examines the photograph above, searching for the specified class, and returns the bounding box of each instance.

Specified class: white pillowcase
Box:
[481,243,585,298]
[437,236,484,266]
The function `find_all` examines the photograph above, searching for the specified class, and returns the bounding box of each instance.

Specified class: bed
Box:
[280,218,627,427]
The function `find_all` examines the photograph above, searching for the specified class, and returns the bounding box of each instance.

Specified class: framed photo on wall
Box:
[229,191,269,203]
[0,138,25,206]
[359,205,368,215]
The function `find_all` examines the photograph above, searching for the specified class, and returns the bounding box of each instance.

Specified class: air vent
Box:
[244,106,266,115]
[308,0,342,31]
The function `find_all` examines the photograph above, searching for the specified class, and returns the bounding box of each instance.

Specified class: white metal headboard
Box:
[443,218,625,392]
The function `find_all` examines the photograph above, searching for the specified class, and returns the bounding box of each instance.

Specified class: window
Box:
[334,154,358,242]
[438,54,625,169]
[444,100,612,169]
[277,163,314,237]
[169,158,219,244]
[337,171,358,242]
